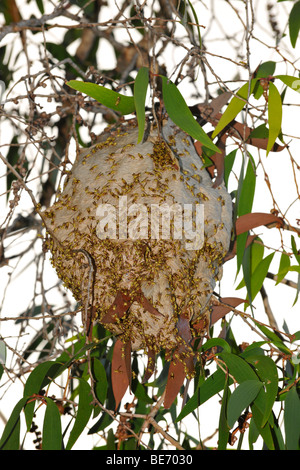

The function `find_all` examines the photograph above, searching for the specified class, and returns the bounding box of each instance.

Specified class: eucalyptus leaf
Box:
[67,80,136,115]
[160,76,220,153]
[134,67,149,143]
[23,361,57,431]
[267,82,282,155]
[66,379,94,450]
[284,386,300,449]
[246,355,278,427]
[227,380,263,428]
[42,398,62,450]
[212,79,258,138]
[0,397,28,450]
[288,1,300,47]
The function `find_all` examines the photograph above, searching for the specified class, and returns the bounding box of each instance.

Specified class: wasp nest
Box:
[43,118,232,374]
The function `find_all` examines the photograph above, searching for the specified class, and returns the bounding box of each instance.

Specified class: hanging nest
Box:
[43,117,232,408]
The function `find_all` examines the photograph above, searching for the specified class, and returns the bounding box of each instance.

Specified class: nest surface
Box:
[44,118,232,354]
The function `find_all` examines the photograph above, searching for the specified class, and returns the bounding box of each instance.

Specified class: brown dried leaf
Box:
[236,212,284,235]
[137,292,164,317]
[101,290,132,325]
[164,357,186,409]
[211,297,246,324]
[111,338,132,410]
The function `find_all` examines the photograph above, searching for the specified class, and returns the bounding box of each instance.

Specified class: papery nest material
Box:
[43,117,233,408]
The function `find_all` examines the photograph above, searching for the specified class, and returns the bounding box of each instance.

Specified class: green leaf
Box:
[160,76,220,153]
[238,249,274,306]
[42,398,62,450]
[253,62,276,99]
[212,79,258,138]
[291,235,300,265]
[256,61,276,79]
[245,355,278,427]
[276,252,291,284]
[237,238,264,290]
[248,123,269,139]
[93,358,108,404]
[251,320,291,354]
[249,252,275,302]
[201,337,231,354]
[267,82,282,155]
[224,149,237,188]
[227,380,263,428]
[66,379,94,450]
[218,377,231,450]
[134,67,149,143]
[88,412,113,434]
[288,1,300,47]
[0,397,28,450]
[237,155,256,217]
[284,386,300,449]
[66,80,136,115]
[23,361,56,431]
[219,352,259,383]
[106,427,116,450]
[176,367,229,422]
[242,242,253,306]
[36,0,45,14]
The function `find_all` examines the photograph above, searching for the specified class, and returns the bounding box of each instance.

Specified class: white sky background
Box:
[0,0,300,450]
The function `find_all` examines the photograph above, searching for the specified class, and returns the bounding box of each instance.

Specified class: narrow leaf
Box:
[218,377,231,450]
[249,252,275,302]
[160,76,220,153]
[164,358,186,409]
[227,380,263,428]
[111,339,131,410]
[134,67,149,143]
[237,155,256,217]
[0,397,28,450]
[66,80,135,115]
[289,1,300,47]
[267,82,282,155]
[93,358,108,404]
[246,355,278,427]
[276,252,290,285]
[66,379,93,450]
[220,352,259,383]
[176,368,228,422]
[284,386,300,449]
[212,79,258,138]
[42,398,62,450]
[23,361,56,431]
[224,149,237,188]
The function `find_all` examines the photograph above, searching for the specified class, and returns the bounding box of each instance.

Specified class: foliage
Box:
[0,0,300,451]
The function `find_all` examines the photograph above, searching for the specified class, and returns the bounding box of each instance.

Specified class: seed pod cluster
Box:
[43,118,232,384]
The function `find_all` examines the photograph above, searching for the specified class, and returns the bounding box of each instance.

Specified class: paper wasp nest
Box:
[43,118,232,379]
